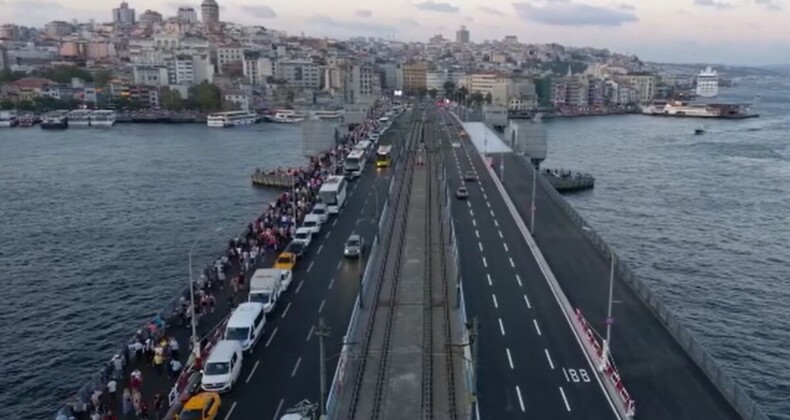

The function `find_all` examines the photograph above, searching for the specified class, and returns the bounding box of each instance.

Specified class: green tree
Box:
[160,88,185,110]
[0,68,27,83]
[188,81,222,112]
[457,86,469,103]
[484,92,493,105]
[16,100,35,111]
[0,99,15,110]
[443,80,456,98]
[93,70,113,88]
[36,66,93,83]
[470,91,484,106]
[428,88,438,99]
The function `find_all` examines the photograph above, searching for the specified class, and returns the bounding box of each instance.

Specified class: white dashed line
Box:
[533,319,542,336]
[506,348,514,369]
[475,230,480,239]
[337,260,342,269]
[516,386,526,412]
[295,280,304,294]
[490,210,495,217]
[498,318,506,336]
[516,274,522,287]
[487,273,492,286]
[524,294,532,309]
[472,219,476,227]
[486,200,491,208]
[224,402,237,420]
[492,294,498,308]
[467,201,471,208]
[494,220,499,227]
[317,244,324,254]
[272,399,284,420]
[291,357,302,377]
[560,387,572,411]
[281,302,292,318]
[332,219,338,227]
[498,230,503,238]
[265,327,278,347]
[503,243,509,252]
[470,209,474,217]
[318,299,326,313]
[478,242,483,252]
[482,256,487,268]
[326,231,332,239]
[307,261,314,272]
[328,278,335,290]
[245,361,260,384]
[509,257,515,268]
[545,348,555,370]
[306,325,315,341]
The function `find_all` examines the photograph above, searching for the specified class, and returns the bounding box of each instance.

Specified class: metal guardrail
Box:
[522,156,769,420]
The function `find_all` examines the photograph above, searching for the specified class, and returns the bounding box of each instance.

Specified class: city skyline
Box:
[0,0,788,65]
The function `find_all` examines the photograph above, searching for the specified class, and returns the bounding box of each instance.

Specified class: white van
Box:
[224,302,266,352]
[201,340,243,393]
[302,214,321,235]
[311,203,329,223]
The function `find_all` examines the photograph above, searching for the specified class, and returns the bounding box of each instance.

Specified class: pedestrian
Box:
[106,378,118,403]
[169,337,180,361]
[169,358,182,379]
[153,393,164,419]
[132,389,142,417]
[122,388,133,416]
[153,351,164,376]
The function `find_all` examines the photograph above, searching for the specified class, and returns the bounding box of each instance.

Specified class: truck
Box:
[248,268,283,313]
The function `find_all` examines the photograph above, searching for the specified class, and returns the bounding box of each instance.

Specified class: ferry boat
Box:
[90,110,117,127]
[269,110,305,124]
[0,110,18,127]
[67,110,93,127]
[640,100,758,119]
[206,111,259,128]
[40,110,69,130]
[17,112,36,127]
[695,67,719,98]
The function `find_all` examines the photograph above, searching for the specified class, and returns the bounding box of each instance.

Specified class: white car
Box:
[292,227,313,247]
[369,134,380,143]
[302,214,321,235]
[311,203,329,223]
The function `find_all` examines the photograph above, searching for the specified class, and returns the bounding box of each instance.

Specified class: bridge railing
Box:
[521,156,769,420]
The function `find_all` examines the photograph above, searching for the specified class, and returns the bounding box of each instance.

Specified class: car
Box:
[274,252,297,271]
[177,392,221,420]
[456,186,469,199]
[344,234,364,258]
[311,203,329,224]
[464,171,476,182]
[292,227,313,247]
[284,241,306,259]
[302,214,321,235]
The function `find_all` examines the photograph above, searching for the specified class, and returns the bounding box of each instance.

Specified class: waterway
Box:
[541,79,790,419]
[0,123,305,418]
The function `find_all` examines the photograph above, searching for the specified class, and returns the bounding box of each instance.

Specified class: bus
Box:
[376,145,393,168]
[318,175,348,214]
[354,140,373,155]
[344,149,367,179]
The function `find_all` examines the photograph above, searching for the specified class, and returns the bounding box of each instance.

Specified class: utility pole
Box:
[317,317,330,417]
[600,250,615,372]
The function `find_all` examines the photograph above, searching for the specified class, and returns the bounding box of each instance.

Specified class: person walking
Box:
[122,388,133,417]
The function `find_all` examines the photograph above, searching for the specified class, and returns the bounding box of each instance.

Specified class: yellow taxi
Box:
[177,392,221,420]
[274,252,297,271]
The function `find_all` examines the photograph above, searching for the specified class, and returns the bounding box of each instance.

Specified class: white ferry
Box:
[696,66,719,98]
[67,110,92,127]
[269,111,305,124]
[641,101,757,119]
[206,111,259,128]
[0,110,19,127]
[310,110,344,120]
[90,110,117,127]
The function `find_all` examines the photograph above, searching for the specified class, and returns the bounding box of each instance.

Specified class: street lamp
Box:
[599,248,615,372]
[188,227,223,365]
[530,161,536,234]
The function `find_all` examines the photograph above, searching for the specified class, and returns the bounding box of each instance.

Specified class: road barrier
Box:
[505,154,770,420]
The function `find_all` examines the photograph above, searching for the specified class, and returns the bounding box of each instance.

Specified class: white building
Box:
[243,51,274,85]
[133,65,168,86]
[224,92,251,111]
[177,7,198,24]
[112,2,136,26]
[165,54,213,86]
[216,45,244,73]
[344,63,381,104]
[276,59,321,89]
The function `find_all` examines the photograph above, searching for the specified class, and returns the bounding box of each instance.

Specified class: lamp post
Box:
[530,161,536,234]
[188,227,223,365]
[600,248,615,372]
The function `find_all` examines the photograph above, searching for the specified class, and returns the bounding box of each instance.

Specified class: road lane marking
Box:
[272,399,284,420]
[509,257,515,268]
[559,387,572,411]
[498,230,503,238]
[337,261,342,269]
[503,243,509,252]
[515,274,522,287]
[291,357,302,377]
[487,273,492,286]
[467,201,471,208]
[493,219,499,227]
[328,278,335,290]
[486,200,491,208]
[470,209,474,217]
[475,230,479,239]
[492,294,498,308]
[472,219,476,227]
[533,319,542,336]
[490,210,495,217]
[326,230,332,239]
[265,327,278,347]
[318,299,326,313]
[478,242,483,252]
[545,348,555,370]
[563,368,570,382]
[482,256,487,267]
[506,348,514,369]
[524,294,531,309]
[295,280,304,294]
[306,325,315,341]
[516,386,526,412]
[332,219,338,227]
[223,402,237,420]
[245,360,260,384]
[281,302,292,319]
[307,261,315,272]
[498,318,506,336]
[317,244,324,254]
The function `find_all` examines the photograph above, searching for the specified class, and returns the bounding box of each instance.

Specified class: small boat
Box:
[40,110,69,130]
[694,127,705,135]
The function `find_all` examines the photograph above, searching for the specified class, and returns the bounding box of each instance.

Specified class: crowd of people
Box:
[58,109,388,420]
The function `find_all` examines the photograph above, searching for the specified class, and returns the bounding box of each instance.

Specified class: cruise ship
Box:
[67,109,117,127]
[695,66,719,98]
[0,110,18,127]
[206,111,259,127]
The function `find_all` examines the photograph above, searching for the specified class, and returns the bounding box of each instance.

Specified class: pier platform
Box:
[251,171,297,188]
[542,168,595,193]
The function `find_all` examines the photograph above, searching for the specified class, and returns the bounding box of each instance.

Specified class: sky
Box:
[1,0,789,65]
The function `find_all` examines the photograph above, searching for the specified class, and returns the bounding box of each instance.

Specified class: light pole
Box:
[530,161,536,234]
[188,227,223,365]
[317,317,330,418]
[599,248,615,372]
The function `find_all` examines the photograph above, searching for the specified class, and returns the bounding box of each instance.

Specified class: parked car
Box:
[344,234,364,258]
[302,214,321,235]
[177,392,221,420]
[274,252,297,271]
[456,186,469,199]
[292,227,313,247]
[285,241,306,259]
[311,203,329,223]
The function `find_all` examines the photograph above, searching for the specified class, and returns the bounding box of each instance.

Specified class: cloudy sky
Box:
[1,0,789,65]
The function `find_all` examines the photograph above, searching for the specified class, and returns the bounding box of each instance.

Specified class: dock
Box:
[250,171,297,188]
[542,168,595,193]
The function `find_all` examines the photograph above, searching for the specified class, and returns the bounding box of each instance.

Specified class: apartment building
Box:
[344,63,381,104]
[402,62,427,94]
[216,44,244,73]
[242,51,274,85]
[617,73,656,103]
[275,59,321,89]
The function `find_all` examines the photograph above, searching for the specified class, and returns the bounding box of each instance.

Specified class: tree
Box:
[470,91,484,106]
[415,87,427,99]
[457,86,469,103]
[188,81,222,112]
[36,66,93,84]
[443,80,456,98]
[93,70,113,88]
[0,99,15,110]
[428,88,438,99]
[484,92,493,105]
[0,68,27,83]
[160,88,184,110]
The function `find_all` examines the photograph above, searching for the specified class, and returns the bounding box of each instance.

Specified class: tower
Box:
[455,25,470,43]
[201,0,220,27]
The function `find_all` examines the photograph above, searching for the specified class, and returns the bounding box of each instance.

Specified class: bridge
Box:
[58,104,767,420]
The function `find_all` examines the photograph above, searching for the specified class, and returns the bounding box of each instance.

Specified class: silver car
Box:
[344,234,364,258]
